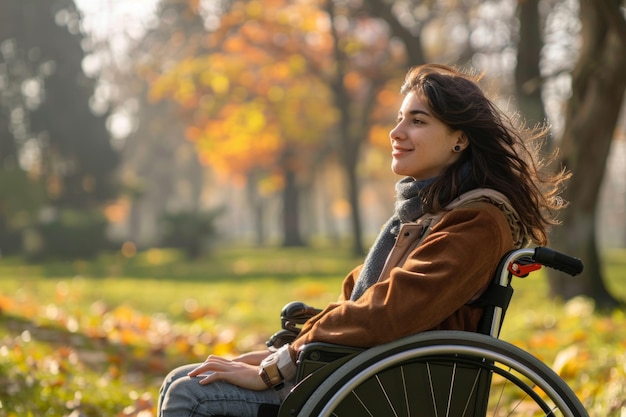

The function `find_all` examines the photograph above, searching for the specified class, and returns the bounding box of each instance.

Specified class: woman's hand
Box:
[187,355,267,390]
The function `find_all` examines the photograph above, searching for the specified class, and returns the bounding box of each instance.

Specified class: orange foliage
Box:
[148,7,339,185]
[144,0,405,190]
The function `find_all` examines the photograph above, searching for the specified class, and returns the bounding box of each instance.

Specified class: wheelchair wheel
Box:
[295,331,588,417]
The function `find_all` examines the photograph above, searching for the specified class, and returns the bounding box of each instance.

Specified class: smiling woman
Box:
[390,92,467,180]
[156,64,571,417]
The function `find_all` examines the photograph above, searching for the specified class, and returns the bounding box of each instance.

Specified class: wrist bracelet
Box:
[259,351,283,389]
[259,368,272,388]
[259,344,296,390]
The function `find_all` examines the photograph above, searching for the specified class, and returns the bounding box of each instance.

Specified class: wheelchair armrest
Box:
[278,343,363,417]
[266,301,322,349]
[282,301,323,326]
[296,342,365,382]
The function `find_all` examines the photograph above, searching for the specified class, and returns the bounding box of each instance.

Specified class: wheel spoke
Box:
[492,367,509,416]
[375,374,399,417]
[445,363,457,417]
[426,362,439,417]
[350,390,374,417]
[400,366,410,417]
[461,366,484,417]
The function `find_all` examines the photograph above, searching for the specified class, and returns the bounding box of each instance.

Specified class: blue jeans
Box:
[158,363,294,417]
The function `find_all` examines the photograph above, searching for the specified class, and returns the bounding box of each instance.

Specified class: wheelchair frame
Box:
[270,247,587,417]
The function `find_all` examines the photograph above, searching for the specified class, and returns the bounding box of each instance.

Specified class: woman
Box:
[157,64,568,416]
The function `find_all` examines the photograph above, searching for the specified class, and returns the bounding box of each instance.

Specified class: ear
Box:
[453,132,469,152]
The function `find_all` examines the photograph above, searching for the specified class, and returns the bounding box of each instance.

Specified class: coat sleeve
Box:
[290,203,515,354]
[336,264,362,302]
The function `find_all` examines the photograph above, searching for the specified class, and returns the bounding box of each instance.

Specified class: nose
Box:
[389,122,405,142]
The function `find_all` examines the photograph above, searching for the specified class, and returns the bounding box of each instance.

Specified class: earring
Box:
[453,145,462,152]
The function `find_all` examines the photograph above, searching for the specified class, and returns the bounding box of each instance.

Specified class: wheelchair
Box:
[263,247,587,417]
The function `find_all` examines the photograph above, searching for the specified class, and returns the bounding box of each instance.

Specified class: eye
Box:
[412,118,425,125]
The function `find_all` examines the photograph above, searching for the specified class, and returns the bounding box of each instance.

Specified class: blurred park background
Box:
[1,0,625,415]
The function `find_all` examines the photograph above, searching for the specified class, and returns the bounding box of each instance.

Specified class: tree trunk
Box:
[282,155,305,247]
[515,0,549,138]
[245,172,266,246]
[548,0,626,309]
[326,0,365,256]
[343,145,364,256]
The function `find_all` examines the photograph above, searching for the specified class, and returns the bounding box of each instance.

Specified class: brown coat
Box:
[289,200,516,357]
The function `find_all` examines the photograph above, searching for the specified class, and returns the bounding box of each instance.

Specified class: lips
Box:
[392,146,413,157]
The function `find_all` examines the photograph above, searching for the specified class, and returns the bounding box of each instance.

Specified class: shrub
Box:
[159,208,222,259]
[33,209,109,259]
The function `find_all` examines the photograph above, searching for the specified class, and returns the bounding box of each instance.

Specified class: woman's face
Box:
[390,91,466,180]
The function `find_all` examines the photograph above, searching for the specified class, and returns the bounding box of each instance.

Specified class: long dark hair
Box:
[400,64,569,245]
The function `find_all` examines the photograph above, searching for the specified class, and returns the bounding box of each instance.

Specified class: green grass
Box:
[0,246,355,332]
[1,245,625,416]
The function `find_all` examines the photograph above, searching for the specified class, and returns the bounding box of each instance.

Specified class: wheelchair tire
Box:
[295,331,588,417]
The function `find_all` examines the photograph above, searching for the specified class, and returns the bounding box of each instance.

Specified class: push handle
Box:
[533,247,584,276]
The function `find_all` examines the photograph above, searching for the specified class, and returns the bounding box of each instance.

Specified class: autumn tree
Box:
[548,0,626,309]
[150,0,343,247]
[150,0,410,250]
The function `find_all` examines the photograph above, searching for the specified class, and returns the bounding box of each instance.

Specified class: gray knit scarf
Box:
[350,176,437,300]
[350,162,475,301]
